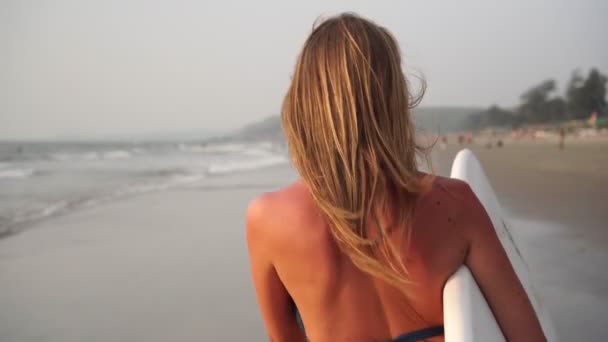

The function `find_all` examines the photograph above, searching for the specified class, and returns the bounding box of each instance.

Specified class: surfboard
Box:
[443,149,556,341]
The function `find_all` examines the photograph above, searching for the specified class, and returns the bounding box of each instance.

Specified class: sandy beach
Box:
[1,140,607,341]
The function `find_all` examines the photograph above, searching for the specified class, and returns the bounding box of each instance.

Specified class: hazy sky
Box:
[1,0,607,140]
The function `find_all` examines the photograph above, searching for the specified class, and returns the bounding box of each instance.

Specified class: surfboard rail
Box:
[443,149,557,341]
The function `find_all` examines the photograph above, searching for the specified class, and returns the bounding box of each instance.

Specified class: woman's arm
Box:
[246,196,307,342]
[461,183,546,341]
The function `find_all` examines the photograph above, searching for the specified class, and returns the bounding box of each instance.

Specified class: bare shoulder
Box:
[430,175,475,201]
[414,175,489,247]
[246,181,325,250]
[417,175,477,216]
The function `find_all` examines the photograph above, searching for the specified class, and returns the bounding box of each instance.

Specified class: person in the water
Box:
[246,13,545,342]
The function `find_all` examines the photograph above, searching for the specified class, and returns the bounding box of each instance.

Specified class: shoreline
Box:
[0,186,271,341]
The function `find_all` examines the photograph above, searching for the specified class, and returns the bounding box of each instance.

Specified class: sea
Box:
[0,140,287,235]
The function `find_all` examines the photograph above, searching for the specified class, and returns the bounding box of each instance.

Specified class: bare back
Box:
[247,174,545,341]
[282,179,465,342]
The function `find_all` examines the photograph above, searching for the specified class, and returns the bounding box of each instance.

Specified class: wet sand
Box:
[1,141,607,341]
[0,167,294,342]
[434,139,608,240]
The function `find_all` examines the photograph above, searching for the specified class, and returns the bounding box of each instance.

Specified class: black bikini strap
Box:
[391,326,444,342]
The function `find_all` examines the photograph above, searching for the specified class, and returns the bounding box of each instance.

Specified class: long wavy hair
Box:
[281,13,431,292]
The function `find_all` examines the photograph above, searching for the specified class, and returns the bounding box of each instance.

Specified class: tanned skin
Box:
[247,175,546,342]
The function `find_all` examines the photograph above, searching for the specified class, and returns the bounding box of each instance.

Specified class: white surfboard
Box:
[443,149,556,341]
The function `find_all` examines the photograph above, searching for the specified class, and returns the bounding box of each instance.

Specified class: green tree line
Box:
[466,68,607,130]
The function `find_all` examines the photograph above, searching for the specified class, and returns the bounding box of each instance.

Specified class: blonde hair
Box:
[281,13,431,292]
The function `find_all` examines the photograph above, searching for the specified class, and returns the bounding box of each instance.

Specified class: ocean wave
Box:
[178,142,252,154]
[102,150,131,160]
[3,150,286,229]
[112,173,206,196]
[142,167,191,178]
[0,141,287,233]
[50,152,99,161]
[178,143,207,153]
[0,168,36,180]
[50,150,132,161]
[2,201,68,233]
[241,147,276,158]
[201,143,247,153]
[203,141,284,158]
[207,155,288,174]
[39,201,68,217]
[1,170,207,234]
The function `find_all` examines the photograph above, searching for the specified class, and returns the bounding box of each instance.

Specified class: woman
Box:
[246,13,545,342]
